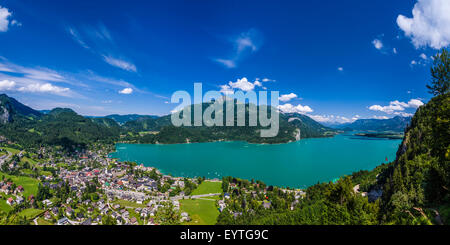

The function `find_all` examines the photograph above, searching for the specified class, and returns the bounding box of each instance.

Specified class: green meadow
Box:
[179,198,219,225]
[0,172,40,198]
[190,181,222,196]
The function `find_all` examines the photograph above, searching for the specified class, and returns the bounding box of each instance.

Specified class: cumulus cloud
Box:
[0,80,16,90]
[407,99,424,108]
[103,55,137,72]
[372,39,383,50]
[0,6,12,32]
[278,103,313,114]
[0,59,78,97]
[396,0,450,49]
[0,79,72,96]
[279,93,298,102]
[228,77,258,91]
[18,83,70,94]
[369,99,424,114]
[219,77,263,95]
[0,6,19,32]
[119,87,133,94]
[219,84,234,95]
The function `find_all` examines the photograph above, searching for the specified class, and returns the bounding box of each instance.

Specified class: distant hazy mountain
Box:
[104,114,159,125]
[336,116,411,132]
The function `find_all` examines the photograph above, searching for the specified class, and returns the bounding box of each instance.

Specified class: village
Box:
[0,137,310,225]
[0,139,213,225]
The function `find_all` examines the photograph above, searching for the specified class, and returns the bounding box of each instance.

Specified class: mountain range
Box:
[0,94,337,147]
[335,116,411,132]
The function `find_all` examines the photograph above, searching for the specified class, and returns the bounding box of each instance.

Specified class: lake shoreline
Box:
[110,133,401,188]
[116,134,338,146]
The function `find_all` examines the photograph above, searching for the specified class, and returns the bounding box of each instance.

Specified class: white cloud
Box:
[85,23,113,42]
[372,115,389,119]
[11,19,21,27]
[226,77,262,92]
[0,6,19,32]
[278,103,313,114]
[369,99,424,114]
[337,67,343,71]
[21,67,66,82]
[219,84,234,95]
[214,59,236,68]
[279,93,298,102]
[0,59,78,97]
[372,39,383,50]
[119,87,133,94]
[67,24,138,72]
[103,55,137,72]
[83,71,134,88]
[309,114,357,124]
[397,0,450,49]
[215,29,262,68]
[393,48,398,54]
[407,98,424,108]
[0,58,78,85]
[67,27,90,50]
[218,76,273,96]
[0,80,16,90]
[236,34,257,53]
[18,83,70,94]
[393,111,413,117]
[419,53,428,60]
[261,78,275,82]
[411,53,431,66]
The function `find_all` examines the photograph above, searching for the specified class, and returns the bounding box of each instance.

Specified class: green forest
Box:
[217,48,450,225]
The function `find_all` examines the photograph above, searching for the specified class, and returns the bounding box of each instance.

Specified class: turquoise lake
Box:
[110,133,401,188]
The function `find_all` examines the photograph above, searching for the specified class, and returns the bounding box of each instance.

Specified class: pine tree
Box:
[427,48,450,96]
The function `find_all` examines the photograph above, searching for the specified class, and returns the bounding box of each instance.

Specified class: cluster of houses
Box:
[0,144,202,225]
[219,183,308,217]
[0,181,26,206]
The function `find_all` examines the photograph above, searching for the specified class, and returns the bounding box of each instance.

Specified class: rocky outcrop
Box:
[0,105,11,124]
[294,128,301,141]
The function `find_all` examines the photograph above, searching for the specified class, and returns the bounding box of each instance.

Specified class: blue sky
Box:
[0,0,449,124]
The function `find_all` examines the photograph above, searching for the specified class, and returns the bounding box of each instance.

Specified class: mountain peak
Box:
[0,94,42,123]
